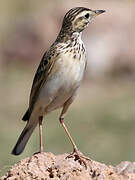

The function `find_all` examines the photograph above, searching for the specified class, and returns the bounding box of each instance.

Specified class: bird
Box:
[12,7,105,163]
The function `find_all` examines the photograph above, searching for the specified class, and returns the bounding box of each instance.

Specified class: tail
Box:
[12,115,38,155]
[22,109,30,121]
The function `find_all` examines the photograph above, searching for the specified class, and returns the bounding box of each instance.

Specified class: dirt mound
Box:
[1,152,135,179]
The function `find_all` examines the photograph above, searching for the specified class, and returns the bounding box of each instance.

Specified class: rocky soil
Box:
[1,152,135,180]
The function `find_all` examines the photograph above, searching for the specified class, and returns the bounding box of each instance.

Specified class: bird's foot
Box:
[66,148,91,169]
[33,150,44,155]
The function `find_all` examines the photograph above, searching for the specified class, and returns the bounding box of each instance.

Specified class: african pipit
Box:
[12,7,105,162]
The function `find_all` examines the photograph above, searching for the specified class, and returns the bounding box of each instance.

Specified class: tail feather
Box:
[22,109,30,121]
[12,120,38,155]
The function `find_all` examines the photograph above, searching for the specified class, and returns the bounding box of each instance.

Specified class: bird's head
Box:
[62,7,105,33]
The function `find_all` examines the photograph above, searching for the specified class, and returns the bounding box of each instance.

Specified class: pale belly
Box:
[38,54,86,113]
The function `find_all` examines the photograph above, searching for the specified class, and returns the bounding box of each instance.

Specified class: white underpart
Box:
[38,40,86,113]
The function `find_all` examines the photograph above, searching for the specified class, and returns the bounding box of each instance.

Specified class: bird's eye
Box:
[84,13,90,19]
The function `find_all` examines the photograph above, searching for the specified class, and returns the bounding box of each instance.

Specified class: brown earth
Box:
[1,152,135,180]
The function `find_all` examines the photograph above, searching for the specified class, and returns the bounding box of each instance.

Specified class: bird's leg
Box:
[59,98,78,153]
[59,100,88,168]
[59,99,91,168]
[59,117,78,153]
[39,116,43,153]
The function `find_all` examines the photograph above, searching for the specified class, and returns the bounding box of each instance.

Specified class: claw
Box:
[66,149,91,169]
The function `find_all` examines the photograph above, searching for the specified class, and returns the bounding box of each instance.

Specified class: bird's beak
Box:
[92,10,106,17]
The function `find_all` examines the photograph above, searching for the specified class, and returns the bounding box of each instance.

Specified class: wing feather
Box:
[28,49,57,117]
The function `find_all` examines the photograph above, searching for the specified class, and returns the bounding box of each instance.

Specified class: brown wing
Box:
[22,52,53,122]
[28,50,56,118]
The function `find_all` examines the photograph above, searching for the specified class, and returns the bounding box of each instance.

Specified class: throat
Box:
[56,28,82,43]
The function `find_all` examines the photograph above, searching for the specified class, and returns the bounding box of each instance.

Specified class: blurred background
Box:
[1,0,135,176]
